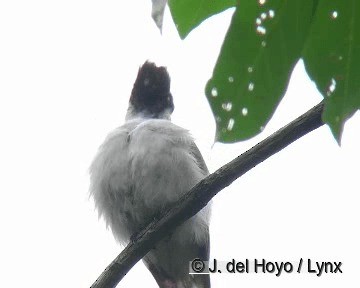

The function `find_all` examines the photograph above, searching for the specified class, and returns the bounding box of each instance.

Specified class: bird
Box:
[89,61,211,288]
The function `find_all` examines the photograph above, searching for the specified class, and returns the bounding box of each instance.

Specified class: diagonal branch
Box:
[91,101,325,288]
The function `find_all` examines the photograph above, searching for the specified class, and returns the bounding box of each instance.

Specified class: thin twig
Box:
[91,101,325,288]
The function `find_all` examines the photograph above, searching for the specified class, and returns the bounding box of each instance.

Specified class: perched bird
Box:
[89,61,211,288]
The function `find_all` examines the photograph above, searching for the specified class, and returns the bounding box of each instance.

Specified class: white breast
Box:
[89,118,211,245]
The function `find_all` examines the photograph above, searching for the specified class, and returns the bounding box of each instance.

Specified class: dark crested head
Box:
[129,61,174,118]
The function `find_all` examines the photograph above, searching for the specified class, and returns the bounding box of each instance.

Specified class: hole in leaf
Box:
[211,87,218,97]
[248,82,255,91]
[261,41,267,47]
[268,10,275,18]
[241,107,248,116]
[227,118,235,131]
[228,76,234,83]
[256,18,262,25]
[248,66,254,73]
[326,78,336,96]
[261,12,267,20]
[259,0,266,5]
[331,11,338,19]
[256,26,266,35]
[222,102,233,111]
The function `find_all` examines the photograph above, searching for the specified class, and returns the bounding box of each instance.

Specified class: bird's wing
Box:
[144,233,211,288]
[188,141,211,288]
[189,141,209,176]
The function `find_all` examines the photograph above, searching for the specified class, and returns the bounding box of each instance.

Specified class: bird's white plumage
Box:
[89,118,211,246]
[90,61,211,287]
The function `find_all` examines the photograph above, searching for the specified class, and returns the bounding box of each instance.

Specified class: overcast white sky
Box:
[0,1,359,288]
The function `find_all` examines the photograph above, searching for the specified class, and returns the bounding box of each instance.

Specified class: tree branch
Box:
[91,101,325,288]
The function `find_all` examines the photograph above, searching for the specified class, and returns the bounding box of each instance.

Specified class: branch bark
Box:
[91,101,325,288]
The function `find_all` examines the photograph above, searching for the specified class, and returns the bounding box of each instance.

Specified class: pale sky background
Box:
[0,1,359,288]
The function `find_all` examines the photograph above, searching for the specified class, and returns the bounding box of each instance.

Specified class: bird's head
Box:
[126,61,174,120]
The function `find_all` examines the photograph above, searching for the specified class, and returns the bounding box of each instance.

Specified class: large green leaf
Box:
[168,0,236,39]
[206,0,314,142]
[303,0,360,143]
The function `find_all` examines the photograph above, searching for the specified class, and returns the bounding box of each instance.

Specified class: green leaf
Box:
[168,0,236,39]
[206,0,314,142]
[303,0,360,143]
